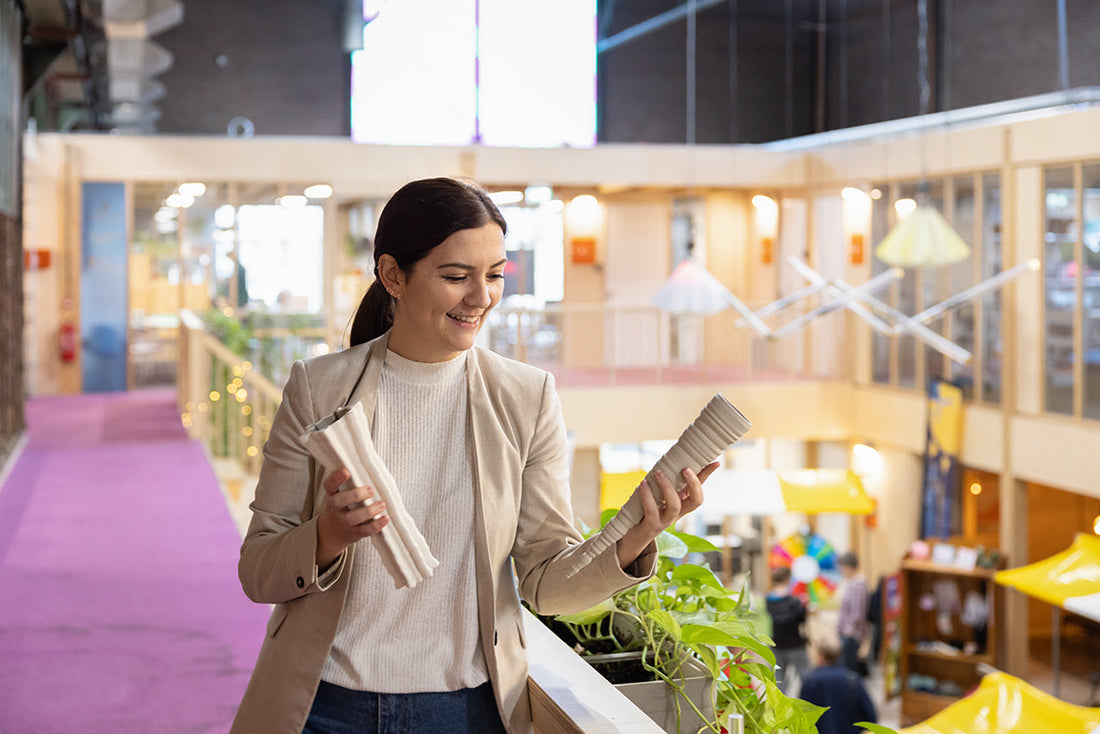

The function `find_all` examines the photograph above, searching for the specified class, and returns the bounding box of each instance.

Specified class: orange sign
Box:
[571,236,596,265]
[850,233,865,265]
[24,249,52,270]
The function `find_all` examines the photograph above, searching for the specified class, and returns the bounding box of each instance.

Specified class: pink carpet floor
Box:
[0,389,269,733]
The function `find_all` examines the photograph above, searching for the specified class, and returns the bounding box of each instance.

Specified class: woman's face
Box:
[385,223,507,362]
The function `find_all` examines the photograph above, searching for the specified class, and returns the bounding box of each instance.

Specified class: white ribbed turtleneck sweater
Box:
[320,349,487,692]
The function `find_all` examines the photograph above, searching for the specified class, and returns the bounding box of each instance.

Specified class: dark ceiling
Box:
[21,0,181,132]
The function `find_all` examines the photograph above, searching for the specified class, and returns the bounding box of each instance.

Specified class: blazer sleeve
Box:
[512,373,657,616]
[237,360,348,603]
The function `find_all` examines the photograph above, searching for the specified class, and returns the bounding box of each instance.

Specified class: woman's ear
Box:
[377,254,405,299]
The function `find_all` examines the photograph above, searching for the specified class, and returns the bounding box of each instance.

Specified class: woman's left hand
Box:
[615,461,720,570]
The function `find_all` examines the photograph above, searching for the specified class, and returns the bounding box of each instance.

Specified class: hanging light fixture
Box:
[875,195,971,267]
[874,0,971,269]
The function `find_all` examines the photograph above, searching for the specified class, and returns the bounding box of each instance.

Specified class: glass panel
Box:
[981,175,1003,404]
[1044,167,1076,415]
[951,176,977,398]
[182,181,225,313]
[897,182,921,390]
[870,184,891,384]
[130,182,184,388]
[1084,164,1100,420]
[920,180,947,386]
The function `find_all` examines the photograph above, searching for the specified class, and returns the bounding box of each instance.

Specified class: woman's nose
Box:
[466,281,491,307]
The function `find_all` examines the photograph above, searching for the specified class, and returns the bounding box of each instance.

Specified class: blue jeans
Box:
[773,646,810,695]
[303,680,506,734]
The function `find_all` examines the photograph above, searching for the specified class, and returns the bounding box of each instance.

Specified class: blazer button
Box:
[296,576,305,588]
[494,630,498,646]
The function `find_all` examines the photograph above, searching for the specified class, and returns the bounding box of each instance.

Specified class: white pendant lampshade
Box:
[875,205,971,267]
[651,257,735,315]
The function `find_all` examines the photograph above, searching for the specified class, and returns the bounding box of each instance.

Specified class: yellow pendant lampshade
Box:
[875,204,971,267]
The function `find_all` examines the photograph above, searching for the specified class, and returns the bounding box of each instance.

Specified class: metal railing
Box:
[484,302,847,386]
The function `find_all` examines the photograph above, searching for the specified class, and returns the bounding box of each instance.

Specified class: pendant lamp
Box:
[875,202,971,268]
[650,257,735,315]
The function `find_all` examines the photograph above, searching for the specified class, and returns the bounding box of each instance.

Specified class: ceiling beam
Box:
[597,0,728,54]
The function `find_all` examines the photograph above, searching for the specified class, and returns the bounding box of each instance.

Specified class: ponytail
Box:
[348,279,393,347]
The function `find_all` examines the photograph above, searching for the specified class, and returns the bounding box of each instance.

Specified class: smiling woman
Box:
[231,176,719,734]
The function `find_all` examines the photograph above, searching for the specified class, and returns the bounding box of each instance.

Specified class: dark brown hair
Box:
[348,177,507,347]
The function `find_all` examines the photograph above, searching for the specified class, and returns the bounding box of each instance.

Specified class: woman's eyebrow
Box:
[437,259,508,270]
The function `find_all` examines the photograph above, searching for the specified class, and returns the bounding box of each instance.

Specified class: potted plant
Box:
[538,510,826,734]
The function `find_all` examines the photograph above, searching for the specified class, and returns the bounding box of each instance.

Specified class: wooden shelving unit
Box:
[898,559,1004,726]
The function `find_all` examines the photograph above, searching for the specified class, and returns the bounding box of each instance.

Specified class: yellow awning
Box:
[604,468,877,516]
[600,470,646,512]
[994,533,1100,622]
[777,469,876,515]
[898,671,1100,734]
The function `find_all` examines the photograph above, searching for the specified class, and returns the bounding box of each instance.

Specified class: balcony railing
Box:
[485,302,847,386]
[178,302,845,483]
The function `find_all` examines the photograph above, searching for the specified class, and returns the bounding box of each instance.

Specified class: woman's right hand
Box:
[315,468,389,568]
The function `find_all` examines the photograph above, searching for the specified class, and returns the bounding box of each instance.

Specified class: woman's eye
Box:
[488,272,505,281]
[442,275,465,282]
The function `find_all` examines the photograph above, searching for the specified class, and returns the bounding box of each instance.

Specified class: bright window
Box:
[351,0,596,147]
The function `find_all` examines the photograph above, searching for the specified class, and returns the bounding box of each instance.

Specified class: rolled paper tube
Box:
[565,394,751,579]
[301,402,440,589]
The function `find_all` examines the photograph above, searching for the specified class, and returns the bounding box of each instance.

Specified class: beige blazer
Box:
[231,333,655,734]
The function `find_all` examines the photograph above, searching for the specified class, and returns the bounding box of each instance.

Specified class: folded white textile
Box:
[300,401,439,589]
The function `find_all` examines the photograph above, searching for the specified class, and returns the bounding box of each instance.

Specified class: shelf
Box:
[905,647,994,665]
[899,686,964,727]
[900,559,1000,579]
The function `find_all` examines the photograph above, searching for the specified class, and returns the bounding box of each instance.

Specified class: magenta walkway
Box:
[0,390,268,733]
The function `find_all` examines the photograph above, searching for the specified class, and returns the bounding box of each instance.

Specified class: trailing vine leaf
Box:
[856,723,898,734]
[556,598,616,625]
[671,563,724,588]
[656,529,689,559]
[648,609,682,642]
[668,528,720,553]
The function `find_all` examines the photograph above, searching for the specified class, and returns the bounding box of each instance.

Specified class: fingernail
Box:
[655,469,666,479]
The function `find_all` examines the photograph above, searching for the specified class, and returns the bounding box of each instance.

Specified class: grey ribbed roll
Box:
[566,393,751,578]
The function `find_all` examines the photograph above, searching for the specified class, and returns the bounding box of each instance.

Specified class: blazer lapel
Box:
[465,351,503,679]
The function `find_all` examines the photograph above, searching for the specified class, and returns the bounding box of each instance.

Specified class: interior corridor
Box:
[0,389,268,732]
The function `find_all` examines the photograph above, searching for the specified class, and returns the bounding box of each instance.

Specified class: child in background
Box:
[766,566,810,695]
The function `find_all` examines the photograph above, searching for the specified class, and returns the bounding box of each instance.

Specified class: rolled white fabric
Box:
[300,402,440,589]
[566,394,751,579]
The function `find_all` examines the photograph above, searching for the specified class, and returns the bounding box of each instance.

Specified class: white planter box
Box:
[584,651,716,734]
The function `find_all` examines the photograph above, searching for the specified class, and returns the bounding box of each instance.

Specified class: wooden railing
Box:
[178,310,283,480]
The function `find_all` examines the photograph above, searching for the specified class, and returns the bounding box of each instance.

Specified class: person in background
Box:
[766,566,810,695]
[799,639,877,734]
[230,176,719,734]
[836,551,869,675]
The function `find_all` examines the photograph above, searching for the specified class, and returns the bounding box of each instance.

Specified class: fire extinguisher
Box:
[59,321,77,363]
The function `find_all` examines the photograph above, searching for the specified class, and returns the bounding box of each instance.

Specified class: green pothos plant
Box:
[548,509,891,734]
